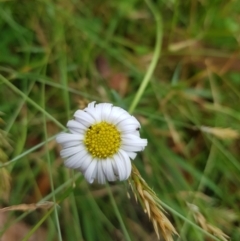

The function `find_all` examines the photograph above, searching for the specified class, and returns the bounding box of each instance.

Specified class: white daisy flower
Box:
[56,102,147,184]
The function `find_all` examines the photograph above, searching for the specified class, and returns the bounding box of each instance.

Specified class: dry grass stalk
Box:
[187,203,229,241]
[0,201,57,212]
[0,120,12,201]
[0,168,11,200]
[200,126,239,140]
[129,164,178,241]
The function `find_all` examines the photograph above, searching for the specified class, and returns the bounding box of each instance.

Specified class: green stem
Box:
[128,0,162,114]
[21,208,54,241]
[42,84,63,241]
[0,74,65,130]
[106,184,132,241]
[0,135,57,168]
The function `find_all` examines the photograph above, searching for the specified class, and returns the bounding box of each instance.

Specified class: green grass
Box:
[1,0,240,240]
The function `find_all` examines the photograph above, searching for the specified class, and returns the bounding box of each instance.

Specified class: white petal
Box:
[68,128,85,135]
[115,116,135,127]
[117,116,140,129]
[86,101,96,110]
[117,124,140,133]
[117,150,132,180]
[64,150,88,169]
[121,137,148,147]
[60,145,86,158]
[98,103,113,121]
[62,140,83,149]
[127,130,140,136]
[121,133,142,140]
[101,158,117,182]
[112,155,126,180]
[120,145,145,152]
[109,108,130,125]
[56,133,84,144]
[111,159,118,178]
[67,120,87,134]
[80,154,93,172]
[126,151,137,160]
[90,164,98,180]
[96,161,106,184]
[84,103,102,122]
[84,160,98,183]
[74,110,95,127]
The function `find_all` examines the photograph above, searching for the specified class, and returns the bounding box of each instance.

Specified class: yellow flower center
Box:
[84,122,121,158]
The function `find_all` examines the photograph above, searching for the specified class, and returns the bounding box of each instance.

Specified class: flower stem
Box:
[106,184,132,241]
[128,0,162,114]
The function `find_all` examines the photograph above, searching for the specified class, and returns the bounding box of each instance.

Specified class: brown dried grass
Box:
[129,164,178,241]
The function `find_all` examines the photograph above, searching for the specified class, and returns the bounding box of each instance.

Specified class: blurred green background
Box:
[0,0,240,240]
